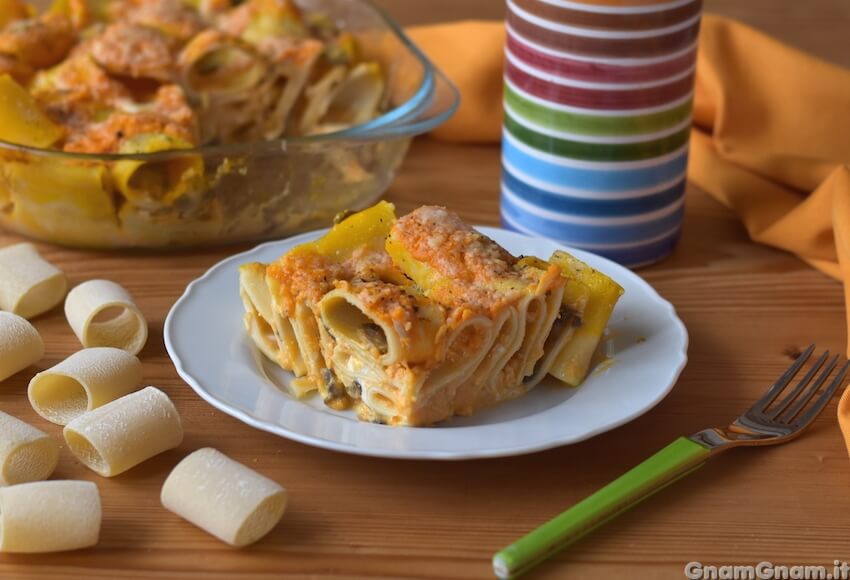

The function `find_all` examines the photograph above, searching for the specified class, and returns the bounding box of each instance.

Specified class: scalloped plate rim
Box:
[164,226,688,460]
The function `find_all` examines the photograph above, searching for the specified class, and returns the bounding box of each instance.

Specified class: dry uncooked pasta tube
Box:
[0,311,44,382]
[0,480,101,553]
[64,280,148,355]
[64,386,183,477]
[0,243,67,319]
[28,347,143,425]
[161,448,287,547]
[0,410,59,486]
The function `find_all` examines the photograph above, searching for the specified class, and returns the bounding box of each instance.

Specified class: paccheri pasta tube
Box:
[0,243,67,319]
[0,480,101,553]
[64,279,148,355]
[28,347,143,425]
[0,311,44,382]
[0,410,59,486]
[64,386,183,477]
[0,75,63,148]
[111,133,204,209]
[161,447,287,547]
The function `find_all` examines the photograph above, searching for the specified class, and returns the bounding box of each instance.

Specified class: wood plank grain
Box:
[1,2,849,580]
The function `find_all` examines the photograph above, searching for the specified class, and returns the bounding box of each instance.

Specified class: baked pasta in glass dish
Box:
[0,0,457,248]
[239,202,624,426]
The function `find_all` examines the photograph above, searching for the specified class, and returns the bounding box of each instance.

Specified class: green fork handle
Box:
[493,437,712,579]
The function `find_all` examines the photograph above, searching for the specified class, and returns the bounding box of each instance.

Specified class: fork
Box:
[493,345,850,579]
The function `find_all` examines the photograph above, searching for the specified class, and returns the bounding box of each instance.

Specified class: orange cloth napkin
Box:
[407,21,505,143]
[409,15,850,439]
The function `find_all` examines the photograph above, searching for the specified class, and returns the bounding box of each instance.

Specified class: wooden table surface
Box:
[2,2,850,579]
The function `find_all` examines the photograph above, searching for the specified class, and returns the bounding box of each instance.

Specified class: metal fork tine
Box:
[780,355,839,422]
[700,349,846,451]
[792,359,850,428]
[767,351,830,419]
[751,344,815,413]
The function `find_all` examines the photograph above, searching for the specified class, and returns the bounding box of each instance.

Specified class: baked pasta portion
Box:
[240,203,624,426]
[0,0,391,248]
[0,0,385,150]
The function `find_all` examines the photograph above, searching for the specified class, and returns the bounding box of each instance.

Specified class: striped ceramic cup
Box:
[501,0,701,267]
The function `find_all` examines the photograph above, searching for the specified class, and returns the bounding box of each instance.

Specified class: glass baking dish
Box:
[0,0,458,249]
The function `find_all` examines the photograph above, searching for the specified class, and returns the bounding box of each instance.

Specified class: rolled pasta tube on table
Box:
[0,311,44,382]
[65,280,148,355]
[0,243,67,319]
[0,410,59,486]
[161,448,287,547]
[64,386,183,477]
[28,347,143,425]
[0,480,101,553]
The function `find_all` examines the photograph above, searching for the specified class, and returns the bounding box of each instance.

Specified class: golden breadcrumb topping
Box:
[114,0,206,43]
[0,13,75,69]
[90,22,175,82]
[394,206,518,282]
[267,245,400,317]
[267,250,341,316]
[60,85,196,153]
[391,206,560,313]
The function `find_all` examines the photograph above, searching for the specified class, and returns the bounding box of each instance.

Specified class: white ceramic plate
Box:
[165,228,688,460]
